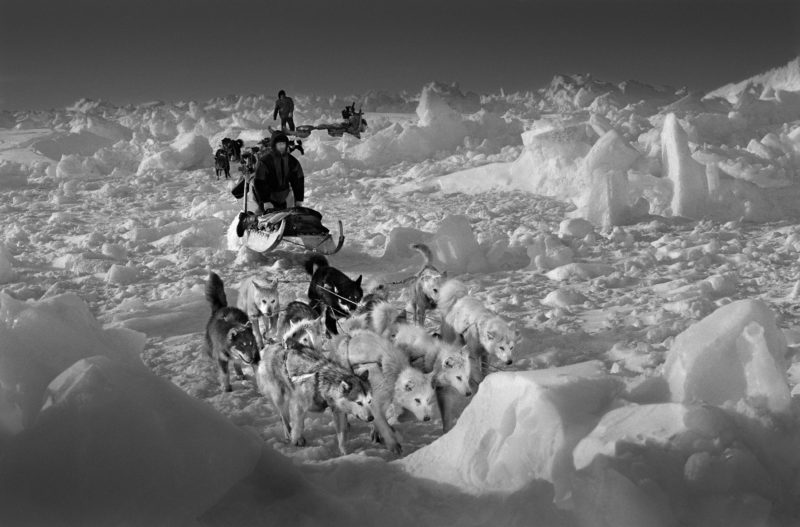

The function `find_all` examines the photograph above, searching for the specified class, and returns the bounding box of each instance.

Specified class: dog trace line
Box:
[264,281,522,373]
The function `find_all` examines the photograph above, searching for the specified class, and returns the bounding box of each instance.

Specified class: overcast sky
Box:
[1,0,798,110]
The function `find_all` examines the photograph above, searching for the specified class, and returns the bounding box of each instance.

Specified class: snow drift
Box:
[400,361,620,502]
[663,299,790,414]
[0,356,261,527]
[137,132,212,174]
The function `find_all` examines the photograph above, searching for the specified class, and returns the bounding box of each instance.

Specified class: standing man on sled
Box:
[232,132,305,235]
[273,90,296,132]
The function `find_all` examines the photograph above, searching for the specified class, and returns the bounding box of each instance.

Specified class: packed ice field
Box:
[2,57,800,526]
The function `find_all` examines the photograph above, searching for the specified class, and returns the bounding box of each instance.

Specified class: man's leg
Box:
[287,117,296,132]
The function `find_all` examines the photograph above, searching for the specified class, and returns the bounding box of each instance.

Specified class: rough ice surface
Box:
[377,215,500,274]
[428,215,490,274]
[571,400,791,527]
[707,57,800,103]
[106,263,140,285]
[137,132,212,173]
[0,293,145,426]
[661,113,709,219]
[663,299,790,414]
[3,62,800,526]
[542,288,588,308]
[545,262,615,281]
[0,160,30,188]
[573,403,730,471]
[0,243,16,284]
[400,362,621,502]
[0,356,262,527]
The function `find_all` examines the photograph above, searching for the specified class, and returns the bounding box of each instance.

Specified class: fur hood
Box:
[270,132,290,152]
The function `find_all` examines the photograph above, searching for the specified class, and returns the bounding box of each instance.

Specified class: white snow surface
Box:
[3,62,800,525]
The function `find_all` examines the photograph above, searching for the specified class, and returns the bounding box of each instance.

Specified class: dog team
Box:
[203,243,519,456]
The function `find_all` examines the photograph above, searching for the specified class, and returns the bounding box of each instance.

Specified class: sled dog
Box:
[305,255,363,335]
[333,330,435,454]
[407,243,447,326]
[436,279,519,431]
[237,275,280,348]
[256,342,373,455]
[205,272,260,393]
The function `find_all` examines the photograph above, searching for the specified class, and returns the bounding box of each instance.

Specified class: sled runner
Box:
[232,206,345,255]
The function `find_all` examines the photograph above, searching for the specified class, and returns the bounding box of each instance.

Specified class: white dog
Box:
[435,279,519,431]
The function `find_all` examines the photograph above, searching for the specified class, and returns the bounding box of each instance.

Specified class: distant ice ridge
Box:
[412,60,800,227]
[706,56,800,103]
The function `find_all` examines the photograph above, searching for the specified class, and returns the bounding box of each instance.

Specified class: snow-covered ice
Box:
[3,58,800,525]
[664,299,790,413]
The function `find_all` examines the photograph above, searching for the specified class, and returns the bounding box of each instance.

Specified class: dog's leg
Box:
[278,398,292,442]
[417,304,427,327]
[289,398,306,447]
[436,385,464,433]
[369,423,381,444]
[232,359,245,381]
[331,409,350,456]
[267,386,292,441]
[325,308,338,336]
[250,316,265,349]
[218,359,232,392]
[370,402,401,455]
[268,312,279,335]
[466,350,487,398]
[479,351,490,380]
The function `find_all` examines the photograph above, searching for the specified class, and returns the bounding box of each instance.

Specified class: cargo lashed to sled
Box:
[229,207,345,255]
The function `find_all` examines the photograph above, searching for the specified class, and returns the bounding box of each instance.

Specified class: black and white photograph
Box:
[1,0,800,525]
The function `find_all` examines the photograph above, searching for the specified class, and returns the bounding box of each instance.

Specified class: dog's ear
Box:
[514,327,521,338]
[340,380,352,393]
[270,278,279,288]
[355,275,362,286]
[359,369,370,383]
[441,271,448,279]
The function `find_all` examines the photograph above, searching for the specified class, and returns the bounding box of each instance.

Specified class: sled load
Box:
[229,206,345,255]
[268,102,368,140]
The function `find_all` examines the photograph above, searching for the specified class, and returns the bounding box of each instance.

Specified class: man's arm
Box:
[290,161,305,204]
[231,177,245,199]
[273,101,279,120]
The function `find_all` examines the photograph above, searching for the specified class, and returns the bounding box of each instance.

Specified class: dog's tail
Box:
[304,254,329,276]
[437,279,468,315]
[370,301,405,336]
[205,272,228,314]
[410,243,434,268]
